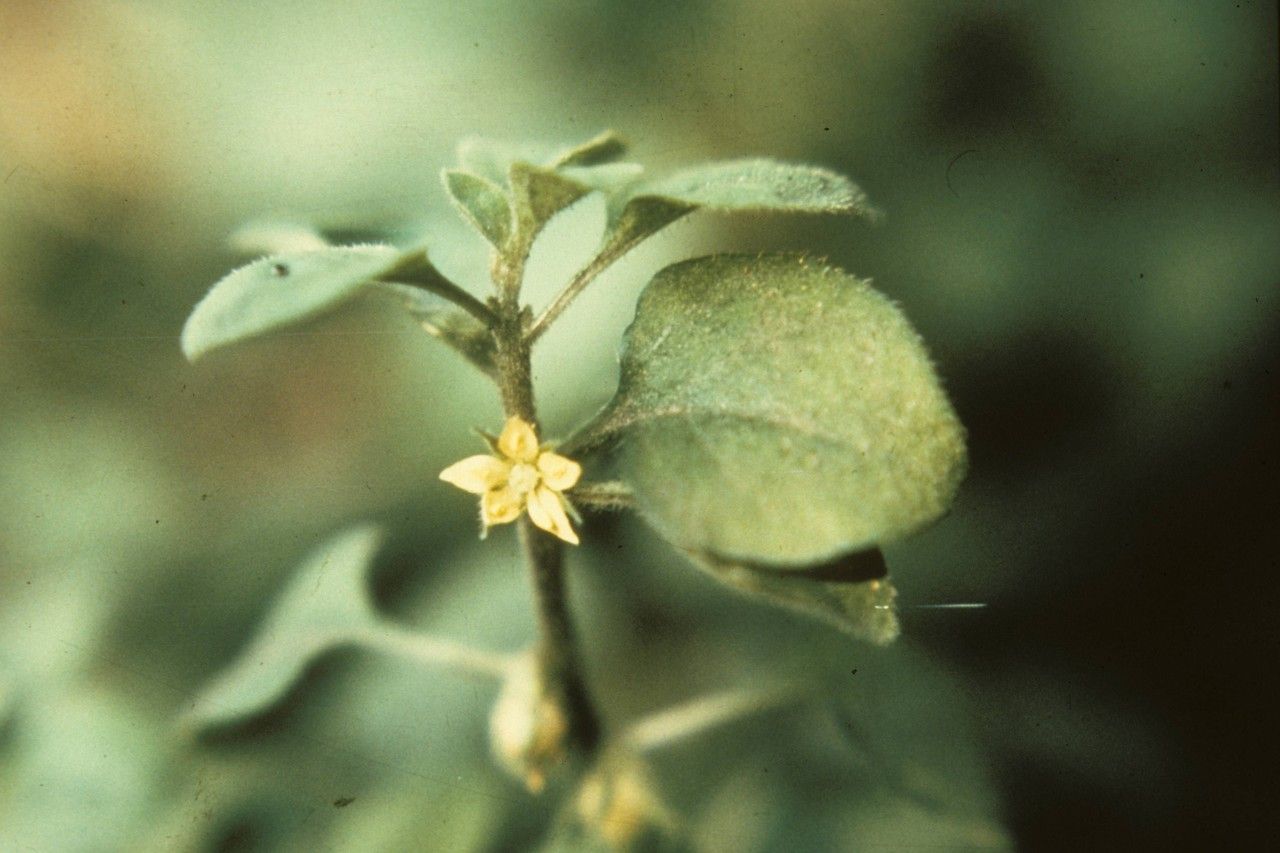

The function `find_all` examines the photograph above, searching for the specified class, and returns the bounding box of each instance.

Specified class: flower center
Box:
[507,462,540,495]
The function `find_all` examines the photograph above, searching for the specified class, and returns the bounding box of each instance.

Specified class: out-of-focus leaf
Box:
[552,130,629,168]
[181,244,403,360]
[456,137,565,185]
[0,689,166,852]
[572,253,966,566]
[228,220,330,255]
[182,525,382,730]
[690,643,1009,851]
[443,169,513,250]
[684,550,899,644]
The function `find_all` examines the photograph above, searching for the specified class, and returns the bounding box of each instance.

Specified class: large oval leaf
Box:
[574,254,966,566]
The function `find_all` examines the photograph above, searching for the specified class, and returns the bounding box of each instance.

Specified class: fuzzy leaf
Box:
[634,158,874,215]
[686,550,899,644]
[601,159,878,256]
[182,526,382,730]
[181,245,404,360]
[574,254,966,566]
[442,169,512,250]
[509,162,591,250]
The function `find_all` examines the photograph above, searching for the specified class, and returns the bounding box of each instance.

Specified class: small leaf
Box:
[182,525,382,730]
[685,550,900,644]
[181,245,404,360]
[455,137,563,185]
[634,158,876,216]
[442,169,512,250]
[509,162,591,250]
[600,159,878,257]
[574,254,966,566]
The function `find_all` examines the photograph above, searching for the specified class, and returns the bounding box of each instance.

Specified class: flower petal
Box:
[482,486,524,527]
[498,416,541,463]
[536,451,582,491]
[526,485,579,545]
[440,455,511,494]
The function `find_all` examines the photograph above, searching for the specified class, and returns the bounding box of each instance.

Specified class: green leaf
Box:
[509,162,591,251]
[182,525,382,730]
[442,169,512,250]
[686,550,899,644]
[634,158,875,215]
[0,689,166,852]
[574,254,966,566]
[181,244,404,360]
[599,158,879,258]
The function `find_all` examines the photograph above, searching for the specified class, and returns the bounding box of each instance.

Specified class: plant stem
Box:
[385,249,496,327]
[492,287,602,757]
[525,227,649,344]
[358,624,513,679]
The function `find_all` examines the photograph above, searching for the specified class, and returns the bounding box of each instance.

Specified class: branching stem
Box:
[526,229,643,343]
[383,248,496,326]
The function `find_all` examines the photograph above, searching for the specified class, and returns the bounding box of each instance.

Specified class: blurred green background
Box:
[2,1,1276,849]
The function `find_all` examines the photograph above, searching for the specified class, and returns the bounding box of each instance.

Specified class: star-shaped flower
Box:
[440,416,582,544]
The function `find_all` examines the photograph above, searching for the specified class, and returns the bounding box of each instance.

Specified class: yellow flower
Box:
[439,416,582,545]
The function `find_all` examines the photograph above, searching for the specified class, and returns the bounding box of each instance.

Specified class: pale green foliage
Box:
[181,244,404,360]
[627,157,875,216]
[597,158,880,262]
[572,253,966,564]
[182,525,383,729]
[0,690,165,852]
[509,162,592,252]
[443,169,513,249]
[173,129,976,850]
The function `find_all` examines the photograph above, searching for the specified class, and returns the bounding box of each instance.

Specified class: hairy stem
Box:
[385,249,496,327]
[493,283,602,757]
[526,227,647,344]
